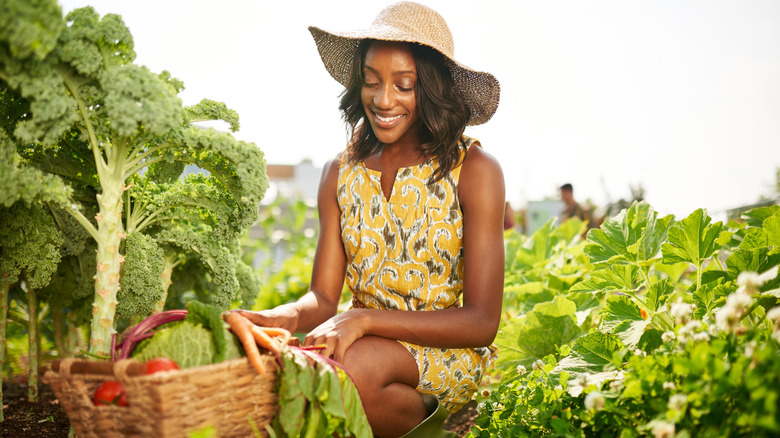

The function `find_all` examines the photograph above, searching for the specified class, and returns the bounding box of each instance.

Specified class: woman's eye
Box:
[397,86,414,92]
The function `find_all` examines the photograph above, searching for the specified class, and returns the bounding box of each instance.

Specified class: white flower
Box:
[737,271,763,293]
[516,364,527,375]
[633,348,647,357]
[693,332,710,343]
[727,291,752,311]
[584,391,605,411]
[766,306,780,324]
[715,292,753,333]
[671,300,694,323]
[662,331,676,343]
[477,402,487,414]
[683,320,702,332]
[481,389,491,397]
[663,381,676,391]
[772,330,780,344]
[652,421,676,438]
[491,402,504,411]
[533,359,545,371]
[668,393,687,411]
[744,340,757,358]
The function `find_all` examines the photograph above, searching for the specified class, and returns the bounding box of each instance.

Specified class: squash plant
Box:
[474,202,780,437]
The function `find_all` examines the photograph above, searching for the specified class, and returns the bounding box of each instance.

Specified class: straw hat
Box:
[308,1,500,126]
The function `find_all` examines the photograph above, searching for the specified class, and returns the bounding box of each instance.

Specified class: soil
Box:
[2,381,71,437]
[1,381,477,437]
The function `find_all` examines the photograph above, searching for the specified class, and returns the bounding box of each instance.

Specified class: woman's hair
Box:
[339,39,471,182]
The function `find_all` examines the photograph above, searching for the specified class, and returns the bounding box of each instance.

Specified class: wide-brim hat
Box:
[308,1,500,126]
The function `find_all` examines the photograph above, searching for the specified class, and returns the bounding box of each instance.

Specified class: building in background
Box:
[263,159,321,204]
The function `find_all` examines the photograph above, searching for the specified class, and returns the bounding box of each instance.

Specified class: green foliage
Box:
[472,202,780,437]
[1,0,269,354]
[0,202,63,288]
[271,348,371,438]
[249,197,320,310]
[132,302,243,368]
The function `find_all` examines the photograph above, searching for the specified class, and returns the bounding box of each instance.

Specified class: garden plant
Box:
[472,202,780,437]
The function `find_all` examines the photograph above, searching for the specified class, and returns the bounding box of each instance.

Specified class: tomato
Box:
[93,381,128,406]
[144,357,180,375]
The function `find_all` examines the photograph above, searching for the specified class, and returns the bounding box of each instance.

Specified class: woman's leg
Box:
[339,335,427,437]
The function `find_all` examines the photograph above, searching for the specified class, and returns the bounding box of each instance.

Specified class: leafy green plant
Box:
[472,202,780,437]
[0,0,268,356]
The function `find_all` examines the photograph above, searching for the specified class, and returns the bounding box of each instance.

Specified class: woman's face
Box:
[361,41,420,146]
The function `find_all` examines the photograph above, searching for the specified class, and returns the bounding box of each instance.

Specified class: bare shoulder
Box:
[459,143,504,189]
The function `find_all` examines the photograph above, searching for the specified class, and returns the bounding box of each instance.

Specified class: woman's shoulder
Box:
[459,136,501,178]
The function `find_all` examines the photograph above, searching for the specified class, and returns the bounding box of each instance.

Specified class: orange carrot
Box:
[259,327,291,346]
[223,312,266,375]
[249,325,282,358]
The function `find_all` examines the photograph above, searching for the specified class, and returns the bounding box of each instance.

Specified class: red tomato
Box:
[93,381,128,406]
[144,357,180,375]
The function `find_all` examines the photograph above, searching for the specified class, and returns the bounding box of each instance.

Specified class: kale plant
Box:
[0,0,268,356]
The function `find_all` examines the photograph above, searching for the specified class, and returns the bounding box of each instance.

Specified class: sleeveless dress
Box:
[337,135,497,413]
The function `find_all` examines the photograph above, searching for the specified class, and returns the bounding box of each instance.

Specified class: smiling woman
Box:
[235,2,505,437]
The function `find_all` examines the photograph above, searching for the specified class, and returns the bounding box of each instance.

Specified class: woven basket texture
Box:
[43,357,278,438]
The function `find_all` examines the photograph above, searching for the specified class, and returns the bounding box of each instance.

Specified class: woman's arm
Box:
[304,145,506,361]
[239,157,348,333]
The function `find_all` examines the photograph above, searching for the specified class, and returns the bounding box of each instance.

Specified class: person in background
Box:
[560,183,591,223]
[236,2,504,437]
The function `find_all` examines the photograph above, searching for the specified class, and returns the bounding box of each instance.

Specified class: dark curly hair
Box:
[339,39,471,182]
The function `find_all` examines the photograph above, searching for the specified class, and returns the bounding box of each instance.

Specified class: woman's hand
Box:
[235,304,300,333]
[302,308,371,363]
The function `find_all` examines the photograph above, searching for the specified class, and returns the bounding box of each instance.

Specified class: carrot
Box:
[249,324,281,357]
[259,327,291,346]
[223,312,266,375]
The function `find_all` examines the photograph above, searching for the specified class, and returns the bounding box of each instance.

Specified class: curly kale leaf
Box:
[186,99,240,132]
[117,232,166,319]
[154,225,240,309]
[0,202,63,288]
[0,0,64,61]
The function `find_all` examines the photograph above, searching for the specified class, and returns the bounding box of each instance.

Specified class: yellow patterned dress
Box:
[337,136,497,413]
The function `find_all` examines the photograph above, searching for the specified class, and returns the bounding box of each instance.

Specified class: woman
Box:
[239,2,504,436]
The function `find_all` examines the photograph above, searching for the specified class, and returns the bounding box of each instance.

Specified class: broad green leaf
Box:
[743,205,779,228]
[601,295,650,348]
[132,321,214,368]
[653,261,690,284]
[661,208,723,268]
[570,264,638,294]
[692,278,732,319]
[601,295,646,331]
[495,296,581,369]
[584,201,672,267]
[553,331,622,378]
[610,319,650,349]
[645,279,674,312]
[638,328,663,352]
[764,212,780,248]
[726,247,780,280]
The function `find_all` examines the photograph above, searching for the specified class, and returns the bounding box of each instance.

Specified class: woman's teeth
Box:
[376,113,402,123]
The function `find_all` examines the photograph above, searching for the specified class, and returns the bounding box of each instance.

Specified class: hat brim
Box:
[308,26,500,126]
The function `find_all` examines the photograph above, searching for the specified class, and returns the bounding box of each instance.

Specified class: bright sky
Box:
[57,0,780,220]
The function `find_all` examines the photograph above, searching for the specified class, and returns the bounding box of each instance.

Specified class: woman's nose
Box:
[374,84,393,109]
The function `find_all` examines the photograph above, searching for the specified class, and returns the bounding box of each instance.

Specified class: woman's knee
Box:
[340,336,419,391]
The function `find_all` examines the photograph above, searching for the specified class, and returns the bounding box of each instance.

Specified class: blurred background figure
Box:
[559,183,591,224]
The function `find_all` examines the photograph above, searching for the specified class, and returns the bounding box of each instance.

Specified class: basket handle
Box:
[48,358,146,378]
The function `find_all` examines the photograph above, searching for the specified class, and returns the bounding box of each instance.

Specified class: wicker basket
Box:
[43,356,279,438]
